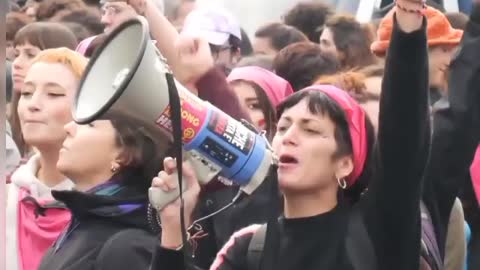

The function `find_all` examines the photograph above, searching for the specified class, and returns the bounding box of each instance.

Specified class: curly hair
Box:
[315,72,370,103]
[273,42,339,91]
[283,1,333,43]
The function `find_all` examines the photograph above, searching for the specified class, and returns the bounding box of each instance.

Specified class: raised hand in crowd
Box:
[394,0,426,32]
[126,0,147,15]
[152,157,201,250]
[174,36,215,86]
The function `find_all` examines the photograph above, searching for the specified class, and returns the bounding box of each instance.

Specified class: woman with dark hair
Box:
[150,1,432,270]
[37,114,164,270]
[34,0,87,21]
[282,1,333,43]
[6,12,33,61]
[240,28,253,57]
[253,22,308,56]
[227,66,294,141]
[10,21,78,157]
[320,15,378,70]
[273,42,340,91]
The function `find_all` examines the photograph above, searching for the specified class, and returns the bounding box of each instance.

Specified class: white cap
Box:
[181,7,242,46]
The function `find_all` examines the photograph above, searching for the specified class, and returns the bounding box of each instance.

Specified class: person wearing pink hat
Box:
[227,66,294,141]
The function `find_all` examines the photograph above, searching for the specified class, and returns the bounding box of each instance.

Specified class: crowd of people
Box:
[4,0,480,270]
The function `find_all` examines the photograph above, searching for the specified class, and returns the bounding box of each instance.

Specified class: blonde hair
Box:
[31,47,88,79]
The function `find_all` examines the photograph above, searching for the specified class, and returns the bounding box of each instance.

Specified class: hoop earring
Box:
[337,177,347,190]
[111,164,119,173]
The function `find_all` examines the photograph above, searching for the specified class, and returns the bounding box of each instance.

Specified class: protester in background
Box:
[273,42,339,91]
[228,66,294,141]
[253,22,308,56]
[35,0,87,21]
[315,70,380,132]
[373,4,479,270]
[240,28,254,57]
[320,15,378,70]
[6,48,87,270]
[100,0,165,34]
[6,12,33,61]
[6,61,15,119]
[21,0,42,19]
[100,0,139,34]
[283,1,333,43]
[55,8,104,37]
[168,0,196,30]
[371,5,463,105]
[181,8,243,75]
[119,0,240,86]
[10,22,78,157]
[446,12,470,30]
[75,34,107,58]
[236,54,275,71]
[6,61,22,178]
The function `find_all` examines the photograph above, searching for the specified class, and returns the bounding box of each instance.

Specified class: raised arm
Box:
[422,0,480,257]
[363,2,431,269]
[174,36,251,123]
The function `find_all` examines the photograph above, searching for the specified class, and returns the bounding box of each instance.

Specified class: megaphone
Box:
[72,16,276,210]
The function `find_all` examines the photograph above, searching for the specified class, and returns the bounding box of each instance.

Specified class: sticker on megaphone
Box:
[148,89,275,210]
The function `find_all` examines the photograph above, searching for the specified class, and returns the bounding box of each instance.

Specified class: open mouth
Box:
[279,154,298,164]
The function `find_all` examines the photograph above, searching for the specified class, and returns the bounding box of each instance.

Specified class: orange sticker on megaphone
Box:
[155,90,208,144]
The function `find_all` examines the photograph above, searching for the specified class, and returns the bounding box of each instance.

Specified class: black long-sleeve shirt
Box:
[423,2,480,259]
[151,15,431,270]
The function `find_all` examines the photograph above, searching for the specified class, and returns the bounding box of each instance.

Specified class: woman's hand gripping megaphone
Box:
[150,157,200,246]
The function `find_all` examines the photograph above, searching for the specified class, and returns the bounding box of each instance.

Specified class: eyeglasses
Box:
[102,5,126,16]
[209,44,232,55]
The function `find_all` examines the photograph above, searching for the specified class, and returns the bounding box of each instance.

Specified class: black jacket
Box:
[38,181,158,270]
[422,2,480,262]
[151,15,431,270]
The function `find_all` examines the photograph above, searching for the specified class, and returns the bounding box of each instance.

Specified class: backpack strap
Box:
[247,224,268,270]
[346,208,377,270]
[420,201,443,270]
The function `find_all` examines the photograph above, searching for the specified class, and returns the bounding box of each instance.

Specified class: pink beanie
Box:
[75,36,98,56]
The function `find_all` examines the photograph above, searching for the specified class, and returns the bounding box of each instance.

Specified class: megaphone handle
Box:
[148,171,187,211]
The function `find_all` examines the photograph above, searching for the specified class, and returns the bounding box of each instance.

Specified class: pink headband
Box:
[227,66,294,107]
[75,36,97,56]
[471,147,480,206]
[303,84,368,187]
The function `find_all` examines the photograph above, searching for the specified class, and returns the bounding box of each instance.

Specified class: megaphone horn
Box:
[73,16,276,211]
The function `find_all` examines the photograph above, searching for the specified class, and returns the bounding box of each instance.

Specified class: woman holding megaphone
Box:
[150,1,432,270]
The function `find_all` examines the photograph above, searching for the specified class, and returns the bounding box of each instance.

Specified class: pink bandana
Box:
[227,66,294,107]
[303,84,368,187]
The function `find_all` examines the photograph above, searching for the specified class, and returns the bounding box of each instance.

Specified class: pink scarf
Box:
[17,188,71,270]
[471,146,480,205]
